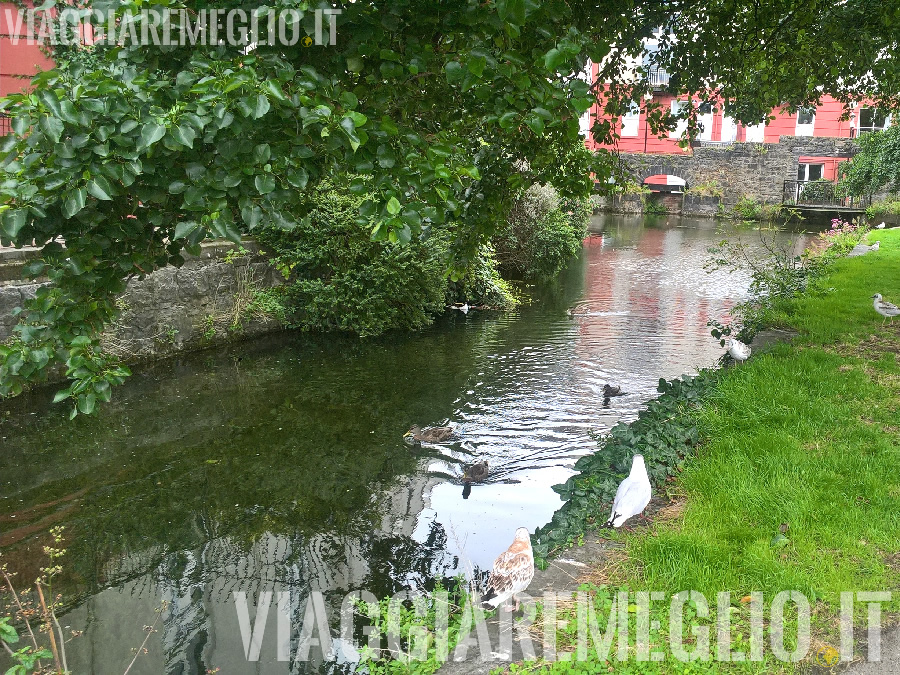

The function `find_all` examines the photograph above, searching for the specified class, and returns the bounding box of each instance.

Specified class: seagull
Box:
[848,241,880,257]
[872,294,900,326]
[876,222,886,229]
[605,454,652,528]
[726,337,751,363]
[482,528,535,611]
[451,303,470,314]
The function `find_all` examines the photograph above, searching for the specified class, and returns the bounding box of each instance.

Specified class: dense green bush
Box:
[256,180,516,337]
[256,181,446,336]
[493,184,590,279]
[799,178,836,203]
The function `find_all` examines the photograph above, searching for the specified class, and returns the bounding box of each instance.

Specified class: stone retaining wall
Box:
[597,136,858,215]
[0,239,285,362]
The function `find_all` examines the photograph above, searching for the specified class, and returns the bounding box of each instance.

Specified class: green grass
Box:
[631,229,900,621]
[501,233,900,675]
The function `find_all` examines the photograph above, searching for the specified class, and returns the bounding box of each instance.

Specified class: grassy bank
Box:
[634,228,900,604]
[498,229,900,674]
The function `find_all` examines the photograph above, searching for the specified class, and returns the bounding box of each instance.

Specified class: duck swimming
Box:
[463,460,489,482]
[404,425,454,444]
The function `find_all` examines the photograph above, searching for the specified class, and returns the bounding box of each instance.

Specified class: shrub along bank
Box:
[255,178,590,337]
[522,228,900,671]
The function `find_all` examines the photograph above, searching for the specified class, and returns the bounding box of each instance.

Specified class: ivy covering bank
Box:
[532,373,719,564]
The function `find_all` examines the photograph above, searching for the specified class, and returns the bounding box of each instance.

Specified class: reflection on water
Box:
[0,215,814,673]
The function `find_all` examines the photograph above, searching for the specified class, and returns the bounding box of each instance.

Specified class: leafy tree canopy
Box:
[0,0,898,413]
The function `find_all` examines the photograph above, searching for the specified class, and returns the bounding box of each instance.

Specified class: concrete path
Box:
[436,537,623,674]
[844,629,900,674]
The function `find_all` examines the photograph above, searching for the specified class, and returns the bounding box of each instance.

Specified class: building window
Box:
[669,100,688,139]
[621,102,640,137]
[795,107,816,136]
[797,108,816,125]
[697,102,714,140]
[797,163,824,182]
[858,107,891,135]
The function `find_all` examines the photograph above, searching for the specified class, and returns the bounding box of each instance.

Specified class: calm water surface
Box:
[0,215,815,673]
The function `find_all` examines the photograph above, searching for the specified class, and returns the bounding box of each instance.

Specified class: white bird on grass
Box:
[482,527,535,611]
[605,455,652,529]
[876,222,886,229]
[726,337,751,363]
[872,293,900,326]
[848,241,880,257]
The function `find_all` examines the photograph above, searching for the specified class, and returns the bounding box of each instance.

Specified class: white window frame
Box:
[669,100,688,139]
[857,107,892,136]
[721,116,738,143]
[795,107,816,137]
[621,102,640,137]
[745,122,765,143]
[697,103,714,141]
[797,163,825,182]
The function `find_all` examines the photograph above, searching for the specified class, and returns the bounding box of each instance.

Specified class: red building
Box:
[583,64,892,184]
[0,2,55,134]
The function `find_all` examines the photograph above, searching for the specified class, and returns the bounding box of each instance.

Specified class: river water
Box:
[0,214,814,673]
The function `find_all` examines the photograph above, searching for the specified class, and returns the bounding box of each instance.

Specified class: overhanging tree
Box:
[0,0,898,414]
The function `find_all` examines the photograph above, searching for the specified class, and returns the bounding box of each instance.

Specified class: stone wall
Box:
[615,136,858,208]
[0,240,285,362]
[591,194,644,213]
[648,192,683,214]
[682,195,723,217]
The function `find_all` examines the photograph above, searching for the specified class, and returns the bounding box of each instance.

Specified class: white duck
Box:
[482,528,535,611]
[876,222,886,229]
[605,455,652,528]
[726,337,751,363]
[872,293,900,326]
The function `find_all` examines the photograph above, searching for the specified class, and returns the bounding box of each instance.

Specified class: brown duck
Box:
[404,425,454,444]
[463,460,489,483]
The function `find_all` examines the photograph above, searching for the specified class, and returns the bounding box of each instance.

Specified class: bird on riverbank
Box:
[482,527,534,611]
[404,425,454,444]
[605,455,652,528]
[876,222,886,229]
[726,337,751,363]
[872,294,900,326]
[450,303,470,314]
[463,460,489,483]
[848,241,880,257]
[603,384,625,397]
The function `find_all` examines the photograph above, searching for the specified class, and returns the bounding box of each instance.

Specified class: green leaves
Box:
[62,187,87,218]
[543,48,567,71]
[138,121,166,151]
[39,115,64,143]
[445,61,465,85]
[173,220,200,239]
[87,175,114,201]
[497,0,526,26]
[255,174,276,194]
[171,123,196,148]
[386,196,401,215]
[0,616,19,645]
[253,94,271,119]
[0,208,27,238]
